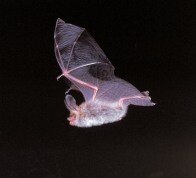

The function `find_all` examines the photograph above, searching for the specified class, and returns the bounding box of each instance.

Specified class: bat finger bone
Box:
[92,87,98,101]
[57,71,69,80]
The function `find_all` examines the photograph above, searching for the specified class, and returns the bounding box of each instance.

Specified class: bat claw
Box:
[57,71,69,81]
[65,87,72,94]
[57,73,64,80]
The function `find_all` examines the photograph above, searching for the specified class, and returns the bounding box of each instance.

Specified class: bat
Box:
[54,18,155,127]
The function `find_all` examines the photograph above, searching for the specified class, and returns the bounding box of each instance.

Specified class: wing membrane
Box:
[54,18,113,72]
[54,18,154,106]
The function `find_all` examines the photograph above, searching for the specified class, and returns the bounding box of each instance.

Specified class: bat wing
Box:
[96,78,155,106]
[54,18,114,101]
[54,18,155,106]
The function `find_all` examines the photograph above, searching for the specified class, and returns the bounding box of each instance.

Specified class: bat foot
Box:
[142,90,150,96]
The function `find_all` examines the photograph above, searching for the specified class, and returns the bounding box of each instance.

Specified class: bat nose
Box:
[68,115,76,125]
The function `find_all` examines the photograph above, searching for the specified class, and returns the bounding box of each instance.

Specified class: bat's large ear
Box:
[65,95,79,112]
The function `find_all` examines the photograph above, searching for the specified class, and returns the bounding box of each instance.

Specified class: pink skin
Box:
[68,114,77,125]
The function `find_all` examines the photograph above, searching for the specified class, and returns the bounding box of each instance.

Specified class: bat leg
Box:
[118,95,146,108]
[92,87,98,101]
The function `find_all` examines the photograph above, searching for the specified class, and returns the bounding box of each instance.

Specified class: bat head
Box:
[65,94,97,127]
[64,95,80,126]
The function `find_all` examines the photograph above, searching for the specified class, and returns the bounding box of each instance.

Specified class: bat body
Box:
[54,18,155,127]
[65,95,128,127]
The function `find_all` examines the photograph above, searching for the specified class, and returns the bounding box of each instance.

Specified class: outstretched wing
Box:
[54,18,114,100]
[54,18,155,106]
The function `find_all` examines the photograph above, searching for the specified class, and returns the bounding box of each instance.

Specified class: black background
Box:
[0,0,195,177]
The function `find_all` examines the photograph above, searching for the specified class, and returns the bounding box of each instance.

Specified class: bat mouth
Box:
[67,114,77,125]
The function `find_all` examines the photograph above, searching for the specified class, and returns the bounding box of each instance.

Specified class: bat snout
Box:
[68,114,77,126]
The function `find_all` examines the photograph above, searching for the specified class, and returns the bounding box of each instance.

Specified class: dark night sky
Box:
[0,0,195,178]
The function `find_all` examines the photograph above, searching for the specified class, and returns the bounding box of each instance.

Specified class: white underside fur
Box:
[69,100,128,127]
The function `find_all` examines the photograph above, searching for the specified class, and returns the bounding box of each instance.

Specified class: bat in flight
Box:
[54,18,155,127]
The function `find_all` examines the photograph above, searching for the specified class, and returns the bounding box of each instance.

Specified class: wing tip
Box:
[54,18,66,37]
[55,18,64,34]
[55,18,67,29]
[55,18,85,30]
[56,18,65,24]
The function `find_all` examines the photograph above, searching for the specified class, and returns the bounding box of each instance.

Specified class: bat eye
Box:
[65,95,79,111]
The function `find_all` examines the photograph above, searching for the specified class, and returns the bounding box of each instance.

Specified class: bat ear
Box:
[65,95,79,112]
